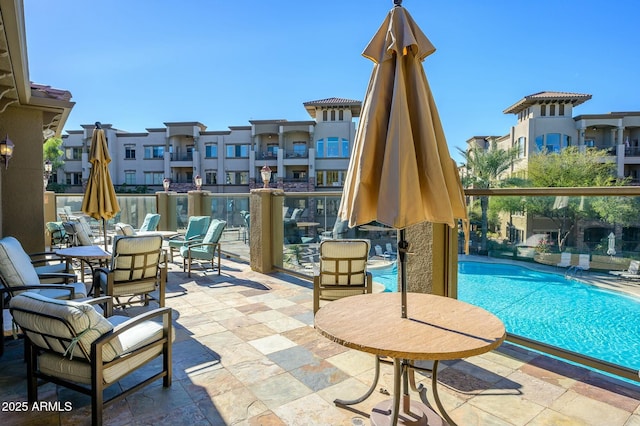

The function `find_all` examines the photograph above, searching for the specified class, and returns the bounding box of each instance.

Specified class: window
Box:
[316,139,324,158]
[559,104,565,116]
[326,170,341,186]
[144,146,164,159]
[266,144,278,157]
[293,142,306,157]
[226,144,249,158]
[339,110,344,121]
[205,170,217,185]
[225,171,249,185]
[535,133,571,153]
[65,147,82,160]
[205,144,218,158]
[516,137,526,158]
[540,104,546,116]
[292,170,307,180]
[322,110,327,121]
[186,145,194,161]
[341,138,350,157]
[316,170,325,186]
[535,135,545,153]
[144,172,164,185]
[550,104,556,116]
[125,145,135,159]
[65,172,82,185]
[124,171,136,185]
[331,110,336,121]
[327,137,339,157]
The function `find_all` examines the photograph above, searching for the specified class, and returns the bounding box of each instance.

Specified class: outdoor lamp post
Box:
[44,160,52,190]
[163,178,170,192]
[194,175,202,191]
[260,165,272,188]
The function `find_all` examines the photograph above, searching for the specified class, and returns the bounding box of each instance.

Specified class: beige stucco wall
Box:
[1,105,46,253]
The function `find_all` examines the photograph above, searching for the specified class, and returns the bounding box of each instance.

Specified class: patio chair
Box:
[180,219,227,277]
[45,221,70,248]
[0,236,87,300]
[556,252,572,268]
[9,291,172,426]
[313,239,373,313]
[138,213,161,232]
[93,235,166,315]
[115,222,136,236]
[167,216,210,262]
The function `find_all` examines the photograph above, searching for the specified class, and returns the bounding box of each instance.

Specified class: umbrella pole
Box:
[398,229,408,318]
[102,218,108,251]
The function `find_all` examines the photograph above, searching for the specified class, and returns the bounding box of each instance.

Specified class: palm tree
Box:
[458,140,519,252]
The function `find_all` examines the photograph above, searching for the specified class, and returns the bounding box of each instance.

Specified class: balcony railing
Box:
[170,153,193,161]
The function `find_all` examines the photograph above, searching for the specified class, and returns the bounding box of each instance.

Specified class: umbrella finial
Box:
[394,0,402,6]
[95,122,102,129]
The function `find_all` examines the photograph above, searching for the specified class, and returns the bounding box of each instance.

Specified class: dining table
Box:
[54,245,111,293]
[314,292,506,426]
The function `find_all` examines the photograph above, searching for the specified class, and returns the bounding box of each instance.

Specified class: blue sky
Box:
[24,0,640,163]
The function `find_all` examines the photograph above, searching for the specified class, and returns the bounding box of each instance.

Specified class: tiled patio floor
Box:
[2,256,640,425]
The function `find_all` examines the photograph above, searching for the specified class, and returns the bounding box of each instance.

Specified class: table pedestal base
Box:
[371,399,447,426]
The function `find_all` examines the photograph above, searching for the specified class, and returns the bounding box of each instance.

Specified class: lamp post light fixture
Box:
[163,178,170,192]
[0,135,15,169]
[43,160,52,190]
[260,165,272,188]
[194,175,202,191]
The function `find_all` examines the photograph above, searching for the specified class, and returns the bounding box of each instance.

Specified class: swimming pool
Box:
[371,261,640,372]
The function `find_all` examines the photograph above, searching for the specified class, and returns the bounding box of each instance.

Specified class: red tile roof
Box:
[503,91,592,114]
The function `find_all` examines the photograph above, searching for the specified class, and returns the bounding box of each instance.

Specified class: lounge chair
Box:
[93,235,166,315]
[576,254,590,271]
[180,219,227,277]
[313,239,373,313]
[556,252,572,268]
[374,244,390,260]
[9,291,172,426]
[609,260,640,277]
[385,243,397,258]
[45,221,70,248]
[167,216,211,261]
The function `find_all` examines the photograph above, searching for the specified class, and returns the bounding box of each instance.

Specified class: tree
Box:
[525,147,623,251]
[43,137,65,171]
[458,141,520,252]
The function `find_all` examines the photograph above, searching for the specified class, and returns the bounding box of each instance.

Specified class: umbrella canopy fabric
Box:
[338,5,467,230]
[81,127,120,247]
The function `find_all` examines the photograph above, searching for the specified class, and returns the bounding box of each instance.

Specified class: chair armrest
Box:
[92,307,172,353]
[366,272,373,293]
[83,296,113,316]
[36,272,77,283]
[1,285,76,303]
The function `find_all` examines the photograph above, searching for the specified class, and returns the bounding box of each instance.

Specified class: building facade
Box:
[58,98,361,193]
[466,91,640,249]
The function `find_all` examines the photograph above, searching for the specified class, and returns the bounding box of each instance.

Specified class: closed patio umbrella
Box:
[81,122,120,251]
[339,0,468,319]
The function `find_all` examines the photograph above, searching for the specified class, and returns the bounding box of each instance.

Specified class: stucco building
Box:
[58,98,361,193]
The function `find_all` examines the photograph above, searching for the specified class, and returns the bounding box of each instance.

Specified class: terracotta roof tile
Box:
[504,91,591,114]
[303,97,361,106]
[30,83,72,101]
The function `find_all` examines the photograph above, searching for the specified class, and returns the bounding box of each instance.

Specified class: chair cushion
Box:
[10,292,113,360]
[71,221,94,246]
[139,214,160,232]
[319,239,369,286]
[35,281,88,299]
[115,223,136,236]
[0,237,41,290]
[203,220,227,245]
[109,235,162,282]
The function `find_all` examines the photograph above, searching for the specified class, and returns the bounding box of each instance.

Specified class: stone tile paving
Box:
[1,256,639,425]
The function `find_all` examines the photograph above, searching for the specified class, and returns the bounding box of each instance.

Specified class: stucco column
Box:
[43,190,57,244]
[249,188,284,273]
[404,222,459,297]
[188,190,206,216]
[155,191,174,231]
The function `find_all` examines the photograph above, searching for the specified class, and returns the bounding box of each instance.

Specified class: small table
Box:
[55,246,111,289]
[315,292,506,426]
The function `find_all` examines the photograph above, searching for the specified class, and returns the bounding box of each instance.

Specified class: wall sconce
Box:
[163,178,170,192]
[0,135,14,169]
[260,165,272,188]
[194,175,202,191]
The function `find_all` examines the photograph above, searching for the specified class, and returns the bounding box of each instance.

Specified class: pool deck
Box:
[2,254,640,425]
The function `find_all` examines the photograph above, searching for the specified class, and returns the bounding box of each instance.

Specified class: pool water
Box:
[371,261,640,371]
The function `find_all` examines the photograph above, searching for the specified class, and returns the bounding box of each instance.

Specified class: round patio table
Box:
[315,292,506,426]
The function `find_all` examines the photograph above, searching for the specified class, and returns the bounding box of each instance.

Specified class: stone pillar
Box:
[249,188,284,273]
[156,191,172,231]
[43,190,57,244]
[405,222,459,297]
[188,190,205,217]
